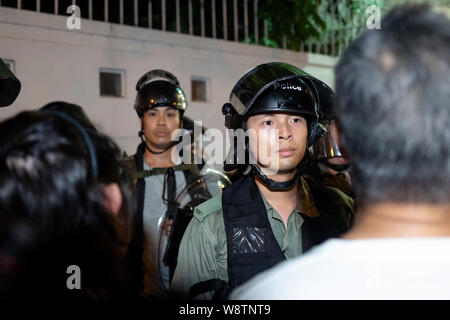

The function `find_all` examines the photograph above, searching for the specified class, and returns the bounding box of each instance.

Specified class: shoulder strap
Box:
[193,196,221,222]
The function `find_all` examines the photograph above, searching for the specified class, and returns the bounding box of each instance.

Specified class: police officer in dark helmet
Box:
[171,62,354,300]
[304,76,355,199]
[123,70,211,298]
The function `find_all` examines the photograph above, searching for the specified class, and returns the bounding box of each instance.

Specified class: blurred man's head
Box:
[0,111,134,299]
[40,101,98,133]
[335,4,450,205]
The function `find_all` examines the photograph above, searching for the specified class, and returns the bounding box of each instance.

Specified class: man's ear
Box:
[102,183,123,217]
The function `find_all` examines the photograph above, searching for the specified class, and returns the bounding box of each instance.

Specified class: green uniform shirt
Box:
[171,177,321,300]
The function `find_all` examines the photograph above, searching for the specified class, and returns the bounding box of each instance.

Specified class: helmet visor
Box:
[310,120,343,161]
[229,62,310,115]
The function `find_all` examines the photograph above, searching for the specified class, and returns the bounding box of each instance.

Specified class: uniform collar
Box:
[261,196,304,230]
[258,177,319,230]
[297,176,320,218]
[259,176,319,218]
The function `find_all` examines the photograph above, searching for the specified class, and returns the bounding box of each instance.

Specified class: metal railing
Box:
[2,0,447,56]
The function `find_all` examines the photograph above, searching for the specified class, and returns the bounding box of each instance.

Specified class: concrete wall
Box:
[0,7,337,154]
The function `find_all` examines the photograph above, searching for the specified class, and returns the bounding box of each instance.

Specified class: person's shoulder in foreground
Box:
[231,237,450,300]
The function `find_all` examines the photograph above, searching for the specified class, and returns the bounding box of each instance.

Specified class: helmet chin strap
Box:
[250,164,302,190]
[145,142,176,155]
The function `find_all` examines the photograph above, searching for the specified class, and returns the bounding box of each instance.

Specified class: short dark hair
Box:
[40,101,98,133]
[335,4,450,204]
[0,111,136,299]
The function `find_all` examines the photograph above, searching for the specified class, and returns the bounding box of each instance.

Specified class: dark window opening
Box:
[191,78,208,102]
[100,69,125,97]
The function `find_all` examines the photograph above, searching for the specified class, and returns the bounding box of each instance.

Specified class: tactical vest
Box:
[189,174,354,299]
[222,175,286,290]
[122,142,207,291]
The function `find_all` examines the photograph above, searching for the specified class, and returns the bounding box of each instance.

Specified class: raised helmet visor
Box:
[229,62,313,116]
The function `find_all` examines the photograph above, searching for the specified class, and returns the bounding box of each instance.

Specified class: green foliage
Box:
[241,36,280,48]
[258,0,326,49]
[349,0,387,15]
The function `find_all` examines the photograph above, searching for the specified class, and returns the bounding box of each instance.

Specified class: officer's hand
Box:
[162,218,173,237]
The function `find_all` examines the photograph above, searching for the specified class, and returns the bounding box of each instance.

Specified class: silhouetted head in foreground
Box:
[335,4,450,205]
[0,110,136,300]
